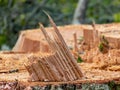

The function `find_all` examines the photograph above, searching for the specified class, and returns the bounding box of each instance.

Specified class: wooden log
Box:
[46,14,83,78]
[40,24,74,80]
[41,24,78,80]
[38,60,52,81]
[53,35,81,79]
[31,62,45,81]
[25,64,39,81]
[54,40,77,80]
[44,56,62,81]
[49,54,66,81]
[12,32,49,53]
[55,52,74,81]
[50,23,83,78]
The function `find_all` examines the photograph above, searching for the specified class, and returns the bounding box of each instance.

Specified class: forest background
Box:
[0,0,120,50]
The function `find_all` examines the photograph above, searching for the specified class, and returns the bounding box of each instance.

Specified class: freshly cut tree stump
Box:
[25,14,83,82]
[83,23,120,49]
[12,24,86,53]
[12,31,50,53]
[0,23,120,88]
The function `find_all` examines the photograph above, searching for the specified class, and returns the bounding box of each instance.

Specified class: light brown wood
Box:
[25,15,83,82]
[1,23,120,86]
[73,32,79,52]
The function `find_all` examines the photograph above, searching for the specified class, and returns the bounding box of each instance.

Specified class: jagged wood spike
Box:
[92,20,99,42]
[49,54,67,81]
[73,32,79,52]
[50,39,74,80]
[39,60,52,81]
[40,23,73,79]
[54,44,76,80]
[49,33,76,80]
[92,20,96,29]
[50,30,78,79]
[39,23,73,80]
[39,23,56,51]
[43,10,59,34]
[44,12,84,77]
[53,33,82,79]
[53,36,84,78]
[32,63,43,80]
[42,58,57,81]
[26,12,84,82]
[44,56,61,81]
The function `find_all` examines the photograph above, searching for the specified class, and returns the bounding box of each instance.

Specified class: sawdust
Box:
[80,47,120,71]
[0,23,120,86]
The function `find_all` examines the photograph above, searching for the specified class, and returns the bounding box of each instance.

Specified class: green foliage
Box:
[0,35,7,45]
[98,43,104,52]
[82,83,109,90]
[0,0,120,49]
[77,56,83,63]
[114,13,120,22]
[116,85,120,90]
[101,35,109,45]
[98,35,109,53]
[79,36,84,42]
[32,86,41,90]
[81,81,120,90]
[108,81,118,90]
[86,0,120,23]
[107,81,120,90]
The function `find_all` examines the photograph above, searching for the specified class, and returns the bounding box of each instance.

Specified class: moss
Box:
[77,56,83,63]
[82,83,109,90]
[101,35,109,45]
[99,35,109,53]
[98,43,104,52]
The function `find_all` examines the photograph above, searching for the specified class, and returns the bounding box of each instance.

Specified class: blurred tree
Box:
[86,0,120,23]
[73,0,89,24]
[73,0,120,24]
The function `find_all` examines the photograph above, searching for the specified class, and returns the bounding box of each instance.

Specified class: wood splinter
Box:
[25,12,84,82]
[73,32,79,52]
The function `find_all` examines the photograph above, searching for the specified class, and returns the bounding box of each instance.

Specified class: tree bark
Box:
[72,0,89,24]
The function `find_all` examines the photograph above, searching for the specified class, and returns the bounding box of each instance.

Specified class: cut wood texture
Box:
[12,24,85,53]
[83,23,120,49]
[1,23,120,87]
[12,31,50,53]
[81,23,120,71]
[25,14,83,82]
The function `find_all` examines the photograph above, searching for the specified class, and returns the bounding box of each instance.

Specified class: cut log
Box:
[12,32,50,53]
[83,23,120,49]
[0,23,120,87]
[12,24,85,53]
